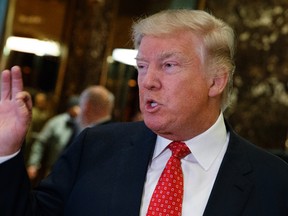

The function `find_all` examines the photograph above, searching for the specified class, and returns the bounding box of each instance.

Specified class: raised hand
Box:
[0,66,32,156]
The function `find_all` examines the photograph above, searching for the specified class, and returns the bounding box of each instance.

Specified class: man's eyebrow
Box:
[135,51,181,61]
[158,52,180,60]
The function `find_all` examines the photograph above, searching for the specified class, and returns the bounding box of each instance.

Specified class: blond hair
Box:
[132,9,235,110]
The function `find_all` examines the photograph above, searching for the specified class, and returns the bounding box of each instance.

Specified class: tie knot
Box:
[168,141,190,159]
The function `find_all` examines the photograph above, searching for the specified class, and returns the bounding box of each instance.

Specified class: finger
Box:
[16,91,33,111]
[11,66,24,99]
[0,69,11,100]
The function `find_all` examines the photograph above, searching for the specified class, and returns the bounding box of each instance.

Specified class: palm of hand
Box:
[0,99,29,155]
[0,67,32,156]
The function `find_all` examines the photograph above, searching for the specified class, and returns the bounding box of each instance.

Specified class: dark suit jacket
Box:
[1,121,288,216]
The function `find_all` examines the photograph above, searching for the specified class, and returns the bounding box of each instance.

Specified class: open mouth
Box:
[146,99,159,110]
[150,101,158,107]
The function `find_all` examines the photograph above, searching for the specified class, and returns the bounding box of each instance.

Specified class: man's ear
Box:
[208,72,229,97]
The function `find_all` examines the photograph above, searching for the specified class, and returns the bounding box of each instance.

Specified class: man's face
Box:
[136,31,217,141]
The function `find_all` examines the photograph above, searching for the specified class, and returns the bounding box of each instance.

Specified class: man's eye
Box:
[136,64,148,74]
[164,62,177,69]
[165,63,173,68]
[137,65,144,69]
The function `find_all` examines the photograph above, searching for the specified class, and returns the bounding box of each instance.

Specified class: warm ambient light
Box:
[5,36,61,57]
[112,48,137,66]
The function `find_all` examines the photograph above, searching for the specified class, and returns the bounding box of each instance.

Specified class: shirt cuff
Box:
[0,150,20,164]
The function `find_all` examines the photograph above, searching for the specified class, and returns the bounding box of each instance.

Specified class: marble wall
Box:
[206,0,288,150]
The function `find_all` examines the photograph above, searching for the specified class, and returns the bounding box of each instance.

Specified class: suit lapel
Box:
[203,128,254,216]
[108,123,157,216]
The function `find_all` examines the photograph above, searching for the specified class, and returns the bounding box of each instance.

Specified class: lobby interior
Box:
[0,0,287,154]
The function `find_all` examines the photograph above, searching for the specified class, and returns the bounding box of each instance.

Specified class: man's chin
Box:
[144,118,167,134]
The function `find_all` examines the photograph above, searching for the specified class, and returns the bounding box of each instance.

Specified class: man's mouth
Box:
[145,99,159,110]
[150,101,158,107]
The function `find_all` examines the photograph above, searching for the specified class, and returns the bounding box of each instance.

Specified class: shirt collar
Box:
[153,113,228,171]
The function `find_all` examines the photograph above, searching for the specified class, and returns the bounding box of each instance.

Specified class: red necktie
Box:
[146,141,191,216]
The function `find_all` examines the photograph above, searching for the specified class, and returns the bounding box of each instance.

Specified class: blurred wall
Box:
[206,0,288,150]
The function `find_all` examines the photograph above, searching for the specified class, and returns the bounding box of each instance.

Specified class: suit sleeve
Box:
[0,129,90,216]
[0,152,33,216]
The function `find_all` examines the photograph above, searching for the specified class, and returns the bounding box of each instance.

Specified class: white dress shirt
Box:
[0,151,18,164]
[140,113,229,216]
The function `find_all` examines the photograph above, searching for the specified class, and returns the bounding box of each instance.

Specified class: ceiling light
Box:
[112,48,137,66]
[5,36,60,56]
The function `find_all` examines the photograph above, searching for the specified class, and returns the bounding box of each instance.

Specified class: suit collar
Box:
[108,122,157,215]
[203,123,254,215]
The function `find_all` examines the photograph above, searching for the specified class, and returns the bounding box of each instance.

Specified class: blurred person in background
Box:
[24,92,51,163]
[76,85,115,132]
[27,96,80,184]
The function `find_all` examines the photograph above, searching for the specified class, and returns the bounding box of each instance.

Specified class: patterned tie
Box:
[146,141,191,216]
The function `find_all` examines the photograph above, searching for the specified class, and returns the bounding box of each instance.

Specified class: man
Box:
[24,91,51,163]
[27,96,80,182]
[76,85,114,131]
[0,9,288,216]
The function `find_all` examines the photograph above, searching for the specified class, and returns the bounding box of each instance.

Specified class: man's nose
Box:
[140,66,161,90]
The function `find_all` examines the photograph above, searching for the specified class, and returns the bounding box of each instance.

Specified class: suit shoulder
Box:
[229,130,288,173]
[89,121,148,133]
[82,121,154,142]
